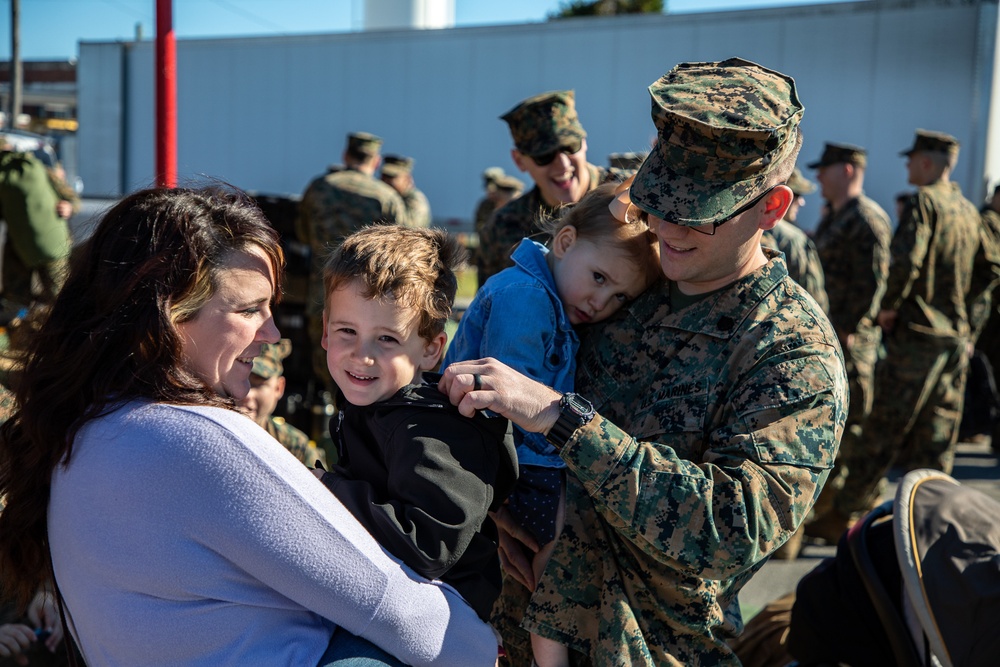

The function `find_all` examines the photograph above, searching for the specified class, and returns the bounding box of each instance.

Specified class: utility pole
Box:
[155,0,177,187]
[9,0,22,128]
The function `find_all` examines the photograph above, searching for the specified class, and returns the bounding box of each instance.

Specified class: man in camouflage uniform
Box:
[799,142,893,543]
[760,166,829,313]
[473,167,506,235]
[380,154,432,228]
[478,90,606,285]
[238,339,326,468]
[0,142,72,319]
[296,132,408,390]
[846,131,981,516]
[442,58,847,666]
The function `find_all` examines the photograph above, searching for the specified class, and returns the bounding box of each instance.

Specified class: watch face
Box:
[564,393,594,418]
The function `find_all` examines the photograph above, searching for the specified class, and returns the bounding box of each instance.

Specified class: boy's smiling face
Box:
[322,279,445,406]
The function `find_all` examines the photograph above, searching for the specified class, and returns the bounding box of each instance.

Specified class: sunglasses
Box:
[629,185,778,236]
[531,138,584,166]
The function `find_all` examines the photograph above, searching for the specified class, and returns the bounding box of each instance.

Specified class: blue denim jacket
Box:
[443,239,576,468]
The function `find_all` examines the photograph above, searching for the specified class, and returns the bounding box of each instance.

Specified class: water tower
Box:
[364,0,456,30]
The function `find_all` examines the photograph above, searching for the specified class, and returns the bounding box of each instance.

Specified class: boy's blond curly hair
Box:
[323,225,467,341]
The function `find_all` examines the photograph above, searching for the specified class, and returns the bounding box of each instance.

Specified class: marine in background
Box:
[381,154,432,229]
[478,90,605,285]
[473,169,523,289]
[846,131,982,534]
[239,338,326,468]
[296,131,409,392]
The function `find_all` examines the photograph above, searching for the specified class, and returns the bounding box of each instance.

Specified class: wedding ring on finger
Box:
[473,373,483,392]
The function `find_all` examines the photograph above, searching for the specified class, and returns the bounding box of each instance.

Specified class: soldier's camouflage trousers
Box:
[839,328,968,515]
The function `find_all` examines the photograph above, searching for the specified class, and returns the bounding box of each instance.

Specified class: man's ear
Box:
[759,185,793,231]
[511,149,530,173]
[420,332,448,371]
[550,224,577,259]
[275,375,287,399]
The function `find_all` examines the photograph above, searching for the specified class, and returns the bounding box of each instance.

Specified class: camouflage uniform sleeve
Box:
[560,337,847,579]
[840,207,890,336]
[269,418,325,467]
[883,193,931,312]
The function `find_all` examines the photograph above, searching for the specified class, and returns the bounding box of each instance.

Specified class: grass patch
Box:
[456,267,478,302]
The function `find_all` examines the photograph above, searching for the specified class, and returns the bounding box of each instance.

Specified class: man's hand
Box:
[490,505,540,591]
[438,358,562,435]
[55,200,73,220]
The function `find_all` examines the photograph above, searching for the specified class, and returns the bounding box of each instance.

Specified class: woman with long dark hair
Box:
[0,185,497,666]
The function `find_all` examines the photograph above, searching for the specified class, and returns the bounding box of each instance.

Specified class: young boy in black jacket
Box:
[316,224,517,622]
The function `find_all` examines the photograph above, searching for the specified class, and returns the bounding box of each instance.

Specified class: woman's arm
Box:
[175,406,499,667]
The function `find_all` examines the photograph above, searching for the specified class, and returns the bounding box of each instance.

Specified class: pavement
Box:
[739,437,999,619]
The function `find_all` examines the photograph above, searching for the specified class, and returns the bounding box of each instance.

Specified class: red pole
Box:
[155,0,177,188]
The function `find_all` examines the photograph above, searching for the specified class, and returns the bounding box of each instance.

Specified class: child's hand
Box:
[491,505,540,590]
[0,623,35,665]
[26,590,62,652]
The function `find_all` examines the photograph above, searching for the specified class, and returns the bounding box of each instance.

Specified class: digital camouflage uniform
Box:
[481,163,605,284]
[263,416,323,466]
[0,150,71,310]
[479,91,605,285]
[495,253,848,666]
[810,187,892,518]
[760,220,829,312]
[400,187,431,229]
[473,172,523,288]
[381,155,431,228]
[473,198,497,285]
[250,339,327,468]
[493,58,848,667]
[852,132,981,504]
[296,133,409,388]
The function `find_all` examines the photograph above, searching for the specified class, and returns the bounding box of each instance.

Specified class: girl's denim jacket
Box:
[442,239,577,468]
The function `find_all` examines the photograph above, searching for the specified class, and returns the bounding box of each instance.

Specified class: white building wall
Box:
[76,42,126,197]
[78,0,1000,231]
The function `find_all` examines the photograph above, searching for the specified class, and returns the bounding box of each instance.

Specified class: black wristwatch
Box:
[545,393,596,449]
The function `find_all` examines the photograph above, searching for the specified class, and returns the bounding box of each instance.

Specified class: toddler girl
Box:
[442,179,660,666]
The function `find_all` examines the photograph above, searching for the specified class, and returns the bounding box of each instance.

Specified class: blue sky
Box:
[0,0,856,60]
